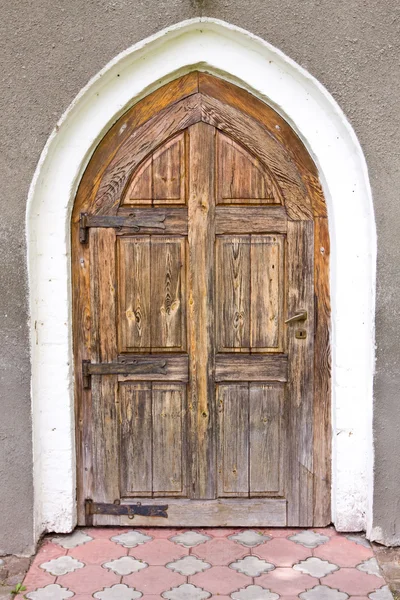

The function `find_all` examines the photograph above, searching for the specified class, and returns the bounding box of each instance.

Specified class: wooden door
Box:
[73,73,331,527]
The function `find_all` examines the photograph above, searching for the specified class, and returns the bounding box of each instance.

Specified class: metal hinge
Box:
[79,212,166,243]
[82,358,167,389]
[85,499,168,525]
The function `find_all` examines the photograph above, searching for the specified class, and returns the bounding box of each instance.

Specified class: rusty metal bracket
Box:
[85,499,168,525]
[79,212,166,243]
[82,358,167,389]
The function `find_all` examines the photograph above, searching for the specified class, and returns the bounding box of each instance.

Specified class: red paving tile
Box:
[257,568,316,595]
[190,565,251,594]
[254,537,312,567]
[22,527,389,599]
[192,537,247,564]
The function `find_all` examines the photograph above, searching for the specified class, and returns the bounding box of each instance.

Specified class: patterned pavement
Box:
[22,527,394,599]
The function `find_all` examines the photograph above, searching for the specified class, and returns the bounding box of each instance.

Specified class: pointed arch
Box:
[26,18,375,542]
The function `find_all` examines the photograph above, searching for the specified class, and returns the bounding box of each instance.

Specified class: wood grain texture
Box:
[250,235,284,352]
[150,236,186,351]
[215,354,288,382]
[217,384,249,497]
[216,131,281,204]
[153,132,186,204]
[286,220,315,526]
[216,206,287,234]
[124,157,152,204]
[120,382,152,496]
[117,207,188,235]
[117,354,189,382]
[152,383,186,496]
[216,236,250,352]
[118,236,151,352]
[93,497,287,527]
[249,383,283,496]
[187,122,216,499]
[313,217,331,525]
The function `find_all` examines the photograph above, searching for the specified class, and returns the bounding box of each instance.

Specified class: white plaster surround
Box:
[26,18,376,542]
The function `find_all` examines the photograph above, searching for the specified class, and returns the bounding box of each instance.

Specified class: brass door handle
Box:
[285,311,308,324]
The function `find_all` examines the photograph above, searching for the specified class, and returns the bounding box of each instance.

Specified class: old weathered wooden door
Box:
[73,73,331,527]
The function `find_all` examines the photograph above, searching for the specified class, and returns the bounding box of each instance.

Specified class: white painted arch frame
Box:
[27,18,376,542]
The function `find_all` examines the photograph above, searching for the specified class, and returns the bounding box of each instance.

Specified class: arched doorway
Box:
[72,72,331,527]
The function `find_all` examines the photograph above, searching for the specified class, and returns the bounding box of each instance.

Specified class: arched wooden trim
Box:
[72,71,331,525]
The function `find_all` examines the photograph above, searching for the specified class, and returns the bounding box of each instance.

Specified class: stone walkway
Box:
[20,527,394,599]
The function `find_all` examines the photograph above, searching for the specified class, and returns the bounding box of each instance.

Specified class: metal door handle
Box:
[285,311,308,324]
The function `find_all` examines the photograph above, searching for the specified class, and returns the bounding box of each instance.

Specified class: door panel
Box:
[75,79,326,527]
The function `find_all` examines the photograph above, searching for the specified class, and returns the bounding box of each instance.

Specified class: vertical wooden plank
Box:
[216,236,250,352]
[249,383,283,495]
[90,228,120,505]
[118,237,151,352]
[217,384,249,497]
[152,383,186,496]
[153,133,186,204]
[124,157,153,204]
[313,217,331,525]
[151,236,186,351]
[250,235,284,352]
[120,383,152,496]
[187,122,216,499]
[286,220,314,525]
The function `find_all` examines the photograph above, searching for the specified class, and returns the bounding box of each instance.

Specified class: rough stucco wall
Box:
[0,0,398,553]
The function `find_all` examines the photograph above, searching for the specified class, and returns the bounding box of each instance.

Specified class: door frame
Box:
[26,18,376,542]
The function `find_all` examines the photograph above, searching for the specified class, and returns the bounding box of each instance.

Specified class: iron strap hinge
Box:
[85,499,168,525]
[79,212,166,243]
[82,359,167,389]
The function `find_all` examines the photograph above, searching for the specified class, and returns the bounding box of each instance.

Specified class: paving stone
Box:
[190,566,250,595]
[230,556,275,577]
[162,583,211,600]
[257,568,316,596]
[51,531,93,549]
[25,583,75,599]
[39,556,84,576]
[193,538,246,565]
[314,536,374,568]
[166,556,211,576]
[254,537,311,567]
[229,530,272,548]
[357,558,383,577]
[58,564,119,595]
[299,585,349,600]
[169,531,211,547]
[103,556,148,575]
[293,557,339,578]
[123,565,185,595]
[323,568,384,596]
[130,539,188,565]
[369,587,395,600]
[289,530,330,548]
[346,535,371,549]
[231,584,280,599]
[93,583,143,599]
[70,539,125,564]
[112,531,153,548]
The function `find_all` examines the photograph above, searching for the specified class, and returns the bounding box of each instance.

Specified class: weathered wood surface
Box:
[286,220,315,526]
[187,122,216,500]
[215,354,288,382]
[117,354,189,382]
[73,72,331,527]
[93,498,287,527]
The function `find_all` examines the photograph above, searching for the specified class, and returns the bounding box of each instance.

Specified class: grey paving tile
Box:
[369,586,395,599]
[229,530,272,548]
[166,555,211,576]
[93,584,143,599]
[169,531,211,547]
[346,534,371,549]
[299,584,349,599]
[289,530,330,549]
[51,531,93,549]
[230,556,275,577]
[111,531,152,548]
[26,584,75,599]
[231,584,279,599]
[103,556,148,575]
[39,556,84,576]
[162,583,211,599]
[357,557,383,577]
[293,556,339,578]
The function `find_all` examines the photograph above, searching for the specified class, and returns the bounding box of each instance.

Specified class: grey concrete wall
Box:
[0,0,398,553]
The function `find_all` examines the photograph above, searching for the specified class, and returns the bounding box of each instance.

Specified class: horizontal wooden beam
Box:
[215,354,288,382]
[216,206,287,234]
